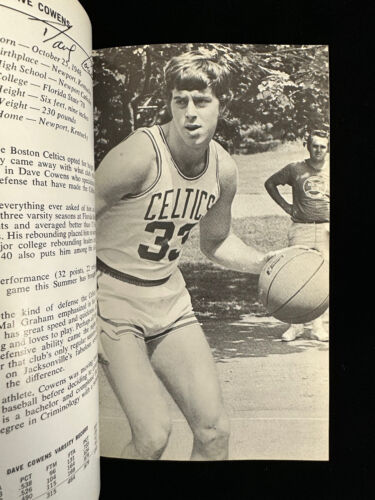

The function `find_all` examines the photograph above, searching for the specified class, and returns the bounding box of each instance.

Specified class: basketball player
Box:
[96,50,278,461]
[264,130,330,342]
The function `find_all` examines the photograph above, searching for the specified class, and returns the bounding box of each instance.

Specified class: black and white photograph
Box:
[94,43,330,461]
[2,0,373,496]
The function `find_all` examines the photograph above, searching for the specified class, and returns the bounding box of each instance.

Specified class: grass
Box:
[180,215,290,265]
[180,143,306,265]
[233,141,306,194]
[179,215,291,321]
[177,143,331,322]
[181,263,263,320]
[179,215,289,318]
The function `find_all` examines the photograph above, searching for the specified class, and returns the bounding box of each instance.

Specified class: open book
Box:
[0,1,330,498]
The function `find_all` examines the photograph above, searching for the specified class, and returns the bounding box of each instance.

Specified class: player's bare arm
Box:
[200,147,266,275]
[264,173,293,215]
[95,133,158,218]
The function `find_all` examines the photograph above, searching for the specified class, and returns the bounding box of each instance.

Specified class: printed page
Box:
[0,1,99,498]
[94,43,329,461]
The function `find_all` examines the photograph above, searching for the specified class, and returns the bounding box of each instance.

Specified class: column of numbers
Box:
[83,436,90,469]
[19,474,33,500]
[46,462,57,498]
[93,423,98,454]
[67,449,76,484]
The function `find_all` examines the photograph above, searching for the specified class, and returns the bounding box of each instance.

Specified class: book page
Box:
[94,43,329,461]
[0,1,99,498]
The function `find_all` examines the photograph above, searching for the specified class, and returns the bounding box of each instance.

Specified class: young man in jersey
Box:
[264,130,330,342]
[96,50,276,460]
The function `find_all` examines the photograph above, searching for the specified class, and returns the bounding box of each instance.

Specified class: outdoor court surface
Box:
[98,146,329,461]
[99,316,328,460]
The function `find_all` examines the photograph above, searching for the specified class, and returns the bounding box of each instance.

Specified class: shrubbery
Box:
[94,43,329,164]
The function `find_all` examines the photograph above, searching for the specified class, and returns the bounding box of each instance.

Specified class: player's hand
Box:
[260,245,312,270]
[289,245,313,252]
[257,249,282,273]
[262,248,283,264]
[290,245,325,257]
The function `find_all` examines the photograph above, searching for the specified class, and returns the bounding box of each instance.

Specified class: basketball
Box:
[258,247,329,324]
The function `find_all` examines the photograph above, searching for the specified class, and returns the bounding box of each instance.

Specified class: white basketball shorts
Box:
[97,268,199,347]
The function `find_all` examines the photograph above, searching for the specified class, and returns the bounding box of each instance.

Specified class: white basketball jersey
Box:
[97,125,221,281]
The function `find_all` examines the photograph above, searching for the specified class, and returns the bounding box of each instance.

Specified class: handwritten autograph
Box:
[0,4,93,76]
[29,19,77,62]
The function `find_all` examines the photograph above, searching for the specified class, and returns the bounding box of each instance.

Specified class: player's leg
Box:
[100,330,172,459]
[148,324,230,460]
[97,271,172,459]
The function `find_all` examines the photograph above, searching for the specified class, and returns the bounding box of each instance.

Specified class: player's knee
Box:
[134,419,171,460]
[194,412,230,450]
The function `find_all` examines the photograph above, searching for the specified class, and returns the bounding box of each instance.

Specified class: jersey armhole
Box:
[214,142,221,199]
[122,128,162,200]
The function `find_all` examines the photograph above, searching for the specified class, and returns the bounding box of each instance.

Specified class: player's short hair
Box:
[164,49,232,108]
[307,129,330,148]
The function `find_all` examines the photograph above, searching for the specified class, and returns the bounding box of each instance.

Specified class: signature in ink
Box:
[42,25,77,62]
[28,18,77,62]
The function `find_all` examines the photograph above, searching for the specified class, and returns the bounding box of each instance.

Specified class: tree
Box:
[93,43,329,164]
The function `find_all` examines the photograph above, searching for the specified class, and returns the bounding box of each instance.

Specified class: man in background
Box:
[264,130,330,342]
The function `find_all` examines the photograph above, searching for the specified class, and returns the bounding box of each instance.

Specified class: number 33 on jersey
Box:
[96,125,220,281]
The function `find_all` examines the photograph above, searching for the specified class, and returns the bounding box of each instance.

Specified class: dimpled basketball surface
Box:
[258,247,329,324]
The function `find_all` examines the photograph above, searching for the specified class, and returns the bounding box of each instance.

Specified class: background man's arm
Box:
[264,168,293,216]
[200,154,267,275]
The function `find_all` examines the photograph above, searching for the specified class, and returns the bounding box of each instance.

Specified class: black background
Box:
[78,0,373,498]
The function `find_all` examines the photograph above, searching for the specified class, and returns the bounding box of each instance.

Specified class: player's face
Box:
[170,87,220,147]
[308,136,329,166]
